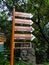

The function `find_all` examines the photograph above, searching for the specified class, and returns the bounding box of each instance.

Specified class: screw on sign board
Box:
[10,7,35,65]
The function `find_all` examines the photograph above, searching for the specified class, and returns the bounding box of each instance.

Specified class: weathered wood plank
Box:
[14,34,35,41]
[14,34,31,40]
[15,42,32,47]
[15,19,33,25]
[14,42,31,43]
[0,33,6,42]
[14,26,34,32]
[0,42,4,44]
[15,47,32,49]
[15,12,33,18]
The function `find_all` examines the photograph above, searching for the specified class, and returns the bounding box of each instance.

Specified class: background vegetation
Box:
[0,0,49,64]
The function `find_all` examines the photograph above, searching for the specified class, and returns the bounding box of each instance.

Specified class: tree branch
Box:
[37,9,49,44]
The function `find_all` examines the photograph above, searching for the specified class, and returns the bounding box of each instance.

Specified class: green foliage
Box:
[0,52,10,65]
[15,61,25,65]
[0,0,49,64]
[43,62,49,65]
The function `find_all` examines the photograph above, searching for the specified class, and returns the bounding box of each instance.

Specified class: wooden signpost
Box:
[10,7,35,65]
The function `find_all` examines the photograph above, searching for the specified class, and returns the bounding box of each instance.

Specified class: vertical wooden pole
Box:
[10,7,15,65]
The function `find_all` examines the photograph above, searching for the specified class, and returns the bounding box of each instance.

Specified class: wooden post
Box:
[10,7,15,65]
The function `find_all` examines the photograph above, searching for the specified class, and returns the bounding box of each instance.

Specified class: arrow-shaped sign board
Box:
[0,33,6,42]
[15,19,33,25]
[15,42,31,47]
[15,12,33,18]
[0,38,6,42]
[14,26,34,32]
[14,34,35,41]
[14,42,32,49]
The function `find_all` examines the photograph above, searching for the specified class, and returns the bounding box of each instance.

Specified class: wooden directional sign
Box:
[0,33,6,52]
[15,42,32,49]
[0,38,6,42]
[15,12,33,18]
[0,32,4,35]
[0,36,6,42]
[15,19,33,25]
[14,26,34,32]
[0,33,6,42]
[14,34,35,41]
